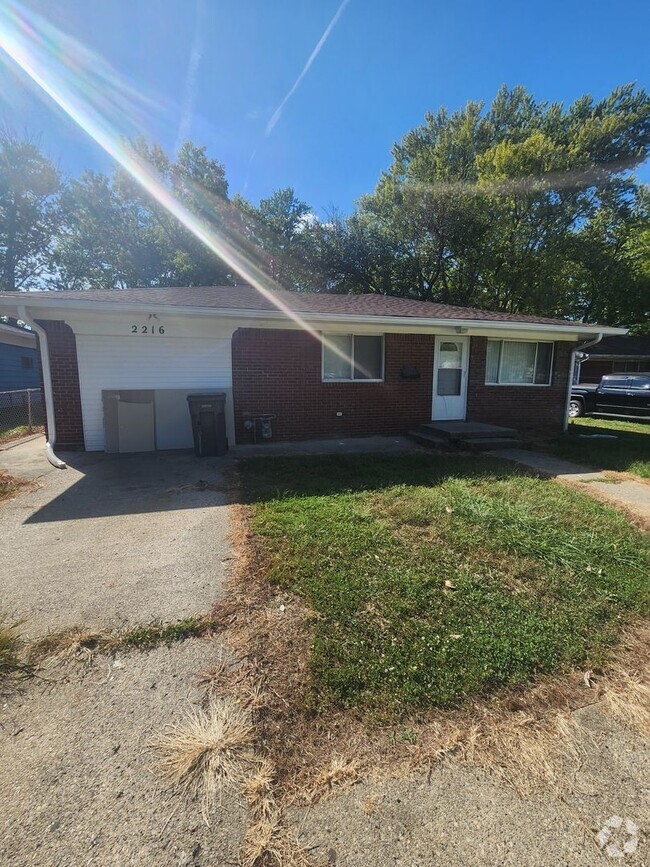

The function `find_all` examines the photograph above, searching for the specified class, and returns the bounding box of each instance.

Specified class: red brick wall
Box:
[232,328,434,442]
[36,319,85,449]
[466,337,575,434]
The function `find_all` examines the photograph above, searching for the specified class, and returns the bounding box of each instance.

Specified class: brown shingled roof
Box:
[1,284,606,329]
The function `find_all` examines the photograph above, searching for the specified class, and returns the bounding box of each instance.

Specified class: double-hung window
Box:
[486,340,554,385]
[322,334,384,382]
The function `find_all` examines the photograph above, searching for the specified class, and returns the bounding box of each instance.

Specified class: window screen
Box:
[353,335,383,380]
[534,342,553,384]
[500,341,536,384]
[322,334,384,381]
[323,334,353,380]
[485,340,501,383]
[486,340,553,385]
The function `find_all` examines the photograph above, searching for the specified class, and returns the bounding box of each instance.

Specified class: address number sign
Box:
[131,325,165,335]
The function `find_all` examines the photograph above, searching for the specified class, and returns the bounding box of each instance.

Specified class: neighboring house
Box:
[576,335,650,383]
[0,286,626,453]
[0,322,40,391]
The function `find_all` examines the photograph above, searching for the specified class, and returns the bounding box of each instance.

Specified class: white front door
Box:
[432,336,469,420]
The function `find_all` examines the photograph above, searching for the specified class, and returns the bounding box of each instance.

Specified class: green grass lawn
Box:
[541,417,650,479]
[241,453,649,716]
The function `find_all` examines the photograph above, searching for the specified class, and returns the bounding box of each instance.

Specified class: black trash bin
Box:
[187,393,228,456]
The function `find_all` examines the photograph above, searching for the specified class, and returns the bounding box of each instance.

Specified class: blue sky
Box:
[0,0,648,217]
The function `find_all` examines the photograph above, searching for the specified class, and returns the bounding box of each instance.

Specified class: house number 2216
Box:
[131,325,165,334]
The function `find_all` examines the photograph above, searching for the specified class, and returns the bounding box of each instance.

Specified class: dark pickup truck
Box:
[569,374,650,419]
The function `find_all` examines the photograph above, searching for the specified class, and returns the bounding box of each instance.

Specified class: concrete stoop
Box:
[408,421,523,452]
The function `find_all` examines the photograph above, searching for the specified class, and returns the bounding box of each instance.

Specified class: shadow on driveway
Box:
[24,449,233,523]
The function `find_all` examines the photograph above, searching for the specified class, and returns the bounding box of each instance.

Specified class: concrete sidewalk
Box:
[232,435,419,458]
[493,448,650,526]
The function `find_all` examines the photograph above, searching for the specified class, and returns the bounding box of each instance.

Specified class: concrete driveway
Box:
[0,437,233,637]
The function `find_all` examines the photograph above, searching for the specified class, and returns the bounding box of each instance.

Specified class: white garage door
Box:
[76,335,232,451]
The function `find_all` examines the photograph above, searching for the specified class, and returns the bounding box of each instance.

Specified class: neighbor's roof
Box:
[0,285,624,332]
[0,321,37,344]
[585,334,650,357]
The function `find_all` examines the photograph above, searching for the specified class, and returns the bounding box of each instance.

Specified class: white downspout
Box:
[563,332,604,432]
[18,305,67,469]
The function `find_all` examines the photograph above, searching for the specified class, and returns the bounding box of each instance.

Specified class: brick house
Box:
[0,286,625,457]
[575,335,650,383]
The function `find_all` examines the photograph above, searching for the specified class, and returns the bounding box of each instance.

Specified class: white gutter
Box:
[17,305,67,469]
[563,332,605,432]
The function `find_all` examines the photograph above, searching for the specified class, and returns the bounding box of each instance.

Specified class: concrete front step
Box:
[461,437,523,451]
[408,430,450,449]
[420,421,518,440]
[409,430,522,452]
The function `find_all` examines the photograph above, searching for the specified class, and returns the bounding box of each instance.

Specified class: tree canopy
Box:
[315,84,650,327]
[0,84,648,329]
[0,132,61,291]
[53,139,233,290]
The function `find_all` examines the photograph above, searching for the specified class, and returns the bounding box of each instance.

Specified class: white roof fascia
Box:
[0,297,628,340]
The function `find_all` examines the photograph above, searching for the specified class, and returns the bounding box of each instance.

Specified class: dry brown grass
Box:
[0,469,31,504]
[359,793,381,816]
[0,616,32,692]
[29,627,103,666]
[304,757,362,806]
[152,697,255,818]
[239,759,319,867]
[411,697,584,795]
[196,653,234,697]
[599,629,650,735]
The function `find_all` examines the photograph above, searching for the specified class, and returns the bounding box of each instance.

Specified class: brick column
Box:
[36,320,85,450]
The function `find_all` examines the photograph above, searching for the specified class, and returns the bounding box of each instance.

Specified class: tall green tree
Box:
[54,170,162,289]
[54,139,234,289]
[325,84,650,325]
[0,132,61,291]
[232,187,319,290]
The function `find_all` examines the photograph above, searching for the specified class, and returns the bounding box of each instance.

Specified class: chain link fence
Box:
[0,389,45,443]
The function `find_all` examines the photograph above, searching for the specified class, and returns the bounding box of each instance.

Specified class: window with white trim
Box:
[322,334,384,381]
[486,340,554,385]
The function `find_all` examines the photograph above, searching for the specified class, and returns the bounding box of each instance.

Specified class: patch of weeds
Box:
[0,616,31,691]
[0,424,31,445]
[198,498,648,857]
[29,616,218,665]
[0,470,30,504]
[30,627,102,666]
[116,616,218,650]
